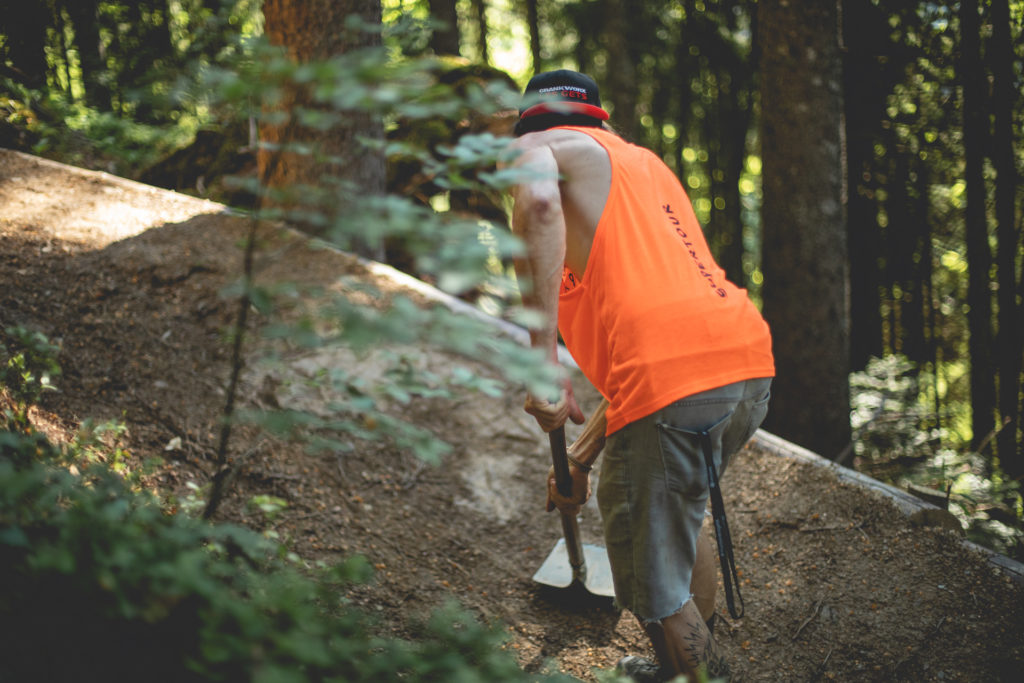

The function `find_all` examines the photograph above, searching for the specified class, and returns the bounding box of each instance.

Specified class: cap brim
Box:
[519,101,609,121]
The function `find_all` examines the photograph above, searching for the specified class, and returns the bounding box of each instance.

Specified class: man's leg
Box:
[623,525,724,681]
[691,521,717,624]
[641,600,729,680]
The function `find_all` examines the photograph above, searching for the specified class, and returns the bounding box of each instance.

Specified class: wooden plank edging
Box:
[752,430,1024,585]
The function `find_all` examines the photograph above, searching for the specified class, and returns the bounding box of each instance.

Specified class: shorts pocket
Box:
[747,388,771,437]
[656,410,734,501]
[722,387,771,459]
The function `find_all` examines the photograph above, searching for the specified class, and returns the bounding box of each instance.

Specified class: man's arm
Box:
[567,396,608,468]
[510,142,566,364]
[510,139,585,430]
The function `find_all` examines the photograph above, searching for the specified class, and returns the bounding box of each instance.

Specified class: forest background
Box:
[0,0,1021,565]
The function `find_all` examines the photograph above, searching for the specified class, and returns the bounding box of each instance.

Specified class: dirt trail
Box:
[2,148,1022,681]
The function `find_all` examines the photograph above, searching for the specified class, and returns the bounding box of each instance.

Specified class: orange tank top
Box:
[556,127,775,435]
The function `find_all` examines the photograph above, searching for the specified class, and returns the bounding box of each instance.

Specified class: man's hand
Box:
[543,395,607,514]
[545,463,591,515]
[523,383,585,432]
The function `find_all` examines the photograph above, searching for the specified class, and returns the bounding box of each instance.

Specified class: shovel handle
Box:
[549,427,586,579]
[549,427,573,498]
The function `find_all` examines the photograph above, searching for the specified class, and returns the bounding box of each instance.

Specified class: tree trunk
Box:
[471,0,489,65]
[112,0,175,121]
[0,0,50,88]
[260,0,386,253]
[758,0,850,458]
[706,97,748,287]
[428,0,461,56]
[64,0,110,110]
[604,0,639,140]
[673,16,694,192]
[905,158,929,364]
[919,163,941,433]
[55,3,74,99]
[989,0,1022,473]
[525,0,542,73]
[959,0,996,456]
[700,3,754,289]
[887,150,928,364]
[886,151,910,356]
[843,0,891,371]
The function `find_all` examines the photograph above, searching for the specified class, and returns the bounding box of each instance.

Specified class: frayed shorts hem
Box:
[635,596,692,625]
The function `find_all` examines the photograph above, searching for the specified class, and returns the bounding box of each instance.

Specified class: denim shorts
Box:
[595,377,772,621]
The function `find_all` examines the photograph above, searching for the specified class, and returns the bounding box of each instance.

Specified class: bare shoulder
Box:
[511,128,604,156]
[509,129,609,176]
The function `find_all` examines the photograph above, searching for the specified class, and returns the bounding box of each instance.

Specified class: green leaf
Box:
[0,525,29,547]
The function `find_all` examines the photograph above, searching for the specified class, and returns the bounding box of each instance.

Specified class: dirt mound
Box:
[2,149,1022,681]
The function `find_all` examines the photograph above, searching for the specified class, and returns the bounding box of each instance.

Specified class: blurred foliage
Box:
[0,434,562,681]
[0,0,259,176]
[0,329,569,681]
[851,356,1024,561]
[195,33,559,475]
[0,325,61,412]
[850,355,944,468]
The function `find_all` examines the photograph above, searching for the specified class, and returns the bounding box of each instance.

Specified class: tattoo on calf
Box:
[705,649,731,678]
[684,616,730,679]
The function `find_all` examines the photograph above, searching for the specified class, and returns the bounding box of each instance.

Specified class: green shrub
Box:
[0,325,554,680]
[0,434,556,682]
[1,325,61,408]
[850,355,1023,560]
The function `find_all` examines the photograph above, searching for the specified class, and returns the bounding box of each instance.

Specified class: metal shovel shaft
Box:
[533,426,615,598]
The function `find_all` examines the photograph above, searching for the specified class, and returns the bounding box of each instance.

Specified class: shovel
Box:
[532,426,616,598]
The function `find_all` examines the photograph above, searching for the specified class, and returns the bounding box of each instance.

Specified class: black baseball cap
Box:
[517,69,609,123]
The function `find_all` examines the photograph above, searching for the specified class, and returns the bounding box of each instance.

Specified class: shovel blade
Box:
[532,538,616,598]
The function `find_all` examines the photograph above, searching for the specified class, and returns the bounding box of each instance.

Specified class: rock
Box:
[909,508,965,536]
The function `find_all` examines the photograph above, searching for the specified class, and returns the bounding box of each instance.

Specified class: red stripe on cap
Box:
[520,102,610,121]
